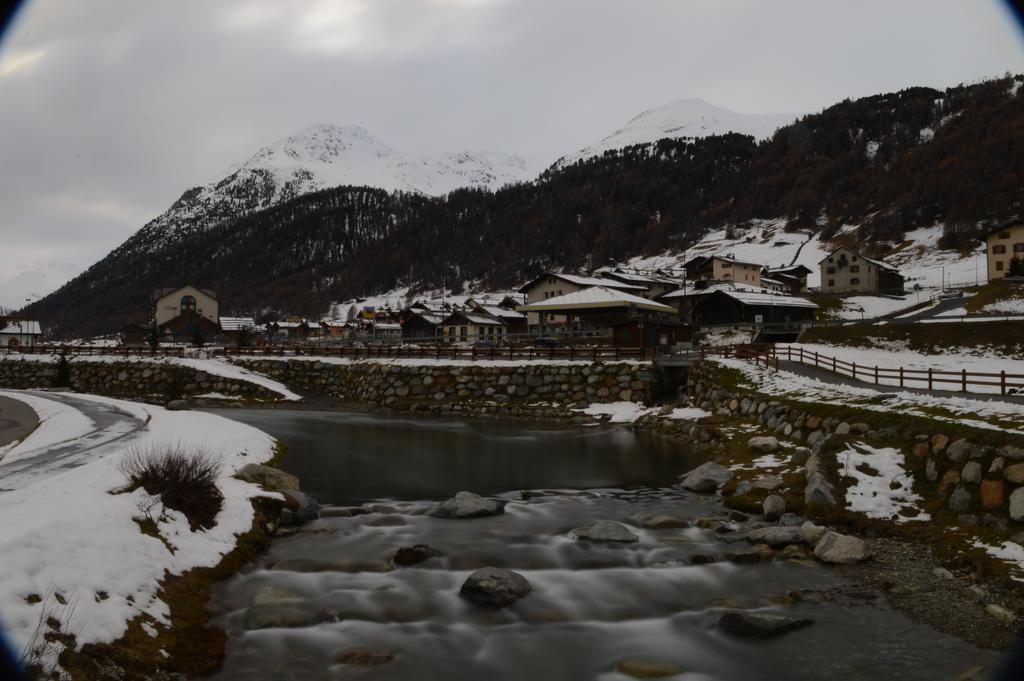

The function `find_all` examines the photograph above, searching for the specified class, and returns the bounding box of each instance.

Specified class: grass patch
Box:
[119,444,223,531]
[963,281,1024,315]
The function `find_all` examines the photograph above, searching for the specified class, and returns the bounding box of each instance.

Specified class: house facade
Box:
[0,317,42,348]
[151,285,220,341]
[684,255,763,287]
[818,248,904,295]
[984,224,1024,281]
[518,272,646,327]
[440,311,507,343]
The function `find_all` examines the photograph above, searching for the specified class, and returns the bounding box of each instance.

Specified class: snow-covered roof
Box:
[519,272,647,293]
[717,289,819,309]
[270,320,307,328]
[406,311,444,325]
[597,268,677,286]
[518,286,676,313]
[661,282,763,299]
[477,305,526,320]
[374,323,401,330]
[0,318,41,335]
[219,317,256,331]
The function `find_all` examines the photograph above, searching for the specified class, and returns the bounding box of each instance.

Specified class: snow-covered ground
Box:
[834,294,922,320]
[575,402,711,424]
[5,354,301,401]
[0,390,278,667]
[781,342,1024,378]
[839,442,928,523]
[716,358,1024,434]
[982,298,1024,315]
[885,225,987,290]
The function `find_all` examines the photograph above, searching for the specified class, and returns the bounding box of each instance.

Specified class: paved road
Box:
[778,359,1024,405]
[0,391,147,491]
[0,395,39,449]
[894,294,970,323]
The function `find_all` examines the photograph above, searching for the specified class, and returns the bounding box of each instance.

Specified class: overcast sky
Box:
[1,0,1022,307]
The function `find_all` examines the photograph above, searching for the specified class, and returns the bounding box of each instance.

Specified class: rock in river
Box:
[813,531,870,564]
[237,463,300,492]
[679,462,732,493]
[616,658,683,678]
[393,544,443,567]
[762,495,785,521]
[718,610,814,638]
[336,647,395,667]
[747,436,779,453]
[746,526,803,547]
[572,520,639,543]
[459,567,532,606]
[427,491,506,519]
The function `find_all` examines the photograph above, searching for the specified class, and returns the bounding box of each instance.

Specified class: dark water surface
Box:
[208,408,698,503]
[204,409,998,681]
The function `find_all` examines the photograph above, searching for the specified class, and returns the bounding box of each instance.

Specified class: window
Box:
[851,278,861,285]
[721,262,732,268]
[826,267,836,274]
[993,245,1007,254]
[828,279,835,287]
[849,265,860,273]
[180,295,197,313]
[997,261,1005,271]
[828,257,834,263]
[852,255,859,261]
[999,231,1011,239]
[1015,243,1024,253]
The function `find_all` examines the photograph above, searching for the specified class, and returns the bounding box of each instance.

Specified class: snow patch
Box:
[840,442,928,522]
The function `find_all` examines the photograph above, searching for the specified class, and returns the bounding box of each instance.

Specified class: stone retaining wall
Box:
[684,363,1024,527]
[0,359,279,400]
[233,359,661,417]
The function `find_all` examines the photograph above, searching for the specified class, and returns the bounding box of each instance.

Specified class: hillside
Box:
[27,75,1024,338]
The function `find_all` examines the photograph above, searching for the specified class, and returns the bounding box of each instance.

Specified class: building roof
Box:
[710,289,819,309]
[661,281,763,300]
[406,312,444,325]
[518,286,676,314]
[765,264,813,276]
[980,223,1023,240]
[269,320,308,329]
[476,305,526,320]
[441,310,507,326]
[685,254,764,271]
[0,318,42,335]
[374,322,402,330]
[518,272,647,294]
[220,317,256,331]
[597,268,678,286]
[817,247,899,272]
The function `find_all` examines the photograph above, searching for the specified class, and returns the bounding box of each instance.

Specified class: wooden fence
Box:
[712,343,1024,396]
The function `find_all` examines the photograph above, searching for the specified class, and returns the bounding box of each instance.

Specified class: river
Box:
[204,408,997,681]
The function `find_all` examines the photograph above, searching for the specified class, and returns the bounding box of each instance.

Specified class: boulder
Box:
[813,531,869,564]
[938,470,961,494]
[925,458,938,482]
[237,464,300,492]
[946,439,973,462]
[948,486,972,514]
[800,521,827,546]
[165,400,190,411]
[641,515,689,529]
[393,544,443,567]
[833,422,851,435]
[1003,464,1024,485]
[930,433,950,454]
[805,472,836,507]
[985,604,1016,625]
[762,495,785,521]
[746,526,803,547]
[752,475,784,491]
[336,648,395,667]
[427,491,506,519]
[572,520,639,543]
[961,462,982,484]
[616,659,683,678]
[1009,487,1024,522]
[281,490,320,526]
[748,436,779,453]
[459,567,531,606]
[727,544,774,563]
[777,513,803,527]
[718,610,814,638]
[998,445,1024,461]
[981,479,1005,511]
[679,462,732,493]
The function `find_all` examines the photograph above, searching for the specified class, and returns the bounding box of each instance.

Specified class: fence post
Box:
[815,351,819,367]
[899,366,904,387]
[1001,370,1006,395]
[874,365,878,384]
[928,368,933,390]
[833,356,836,372]
[570,345,575,362]
[852,362,856,380]
[961,369,967,393]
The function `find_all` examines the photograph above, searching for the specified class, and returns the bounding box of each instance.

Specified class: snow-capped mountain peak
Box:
[557,98,797,168]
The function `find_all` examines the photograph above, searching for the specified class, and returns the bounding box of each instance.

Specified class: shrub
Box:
[50,350,73,388]
[119,444,222,530]
[164,371,184,402]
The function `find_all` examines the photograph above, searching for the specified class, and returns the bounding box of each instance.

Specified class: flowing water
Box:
[205,409,997,681]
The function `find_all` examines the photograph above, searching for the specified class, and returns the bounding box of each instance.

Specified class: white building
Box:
[0,318,42,348]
